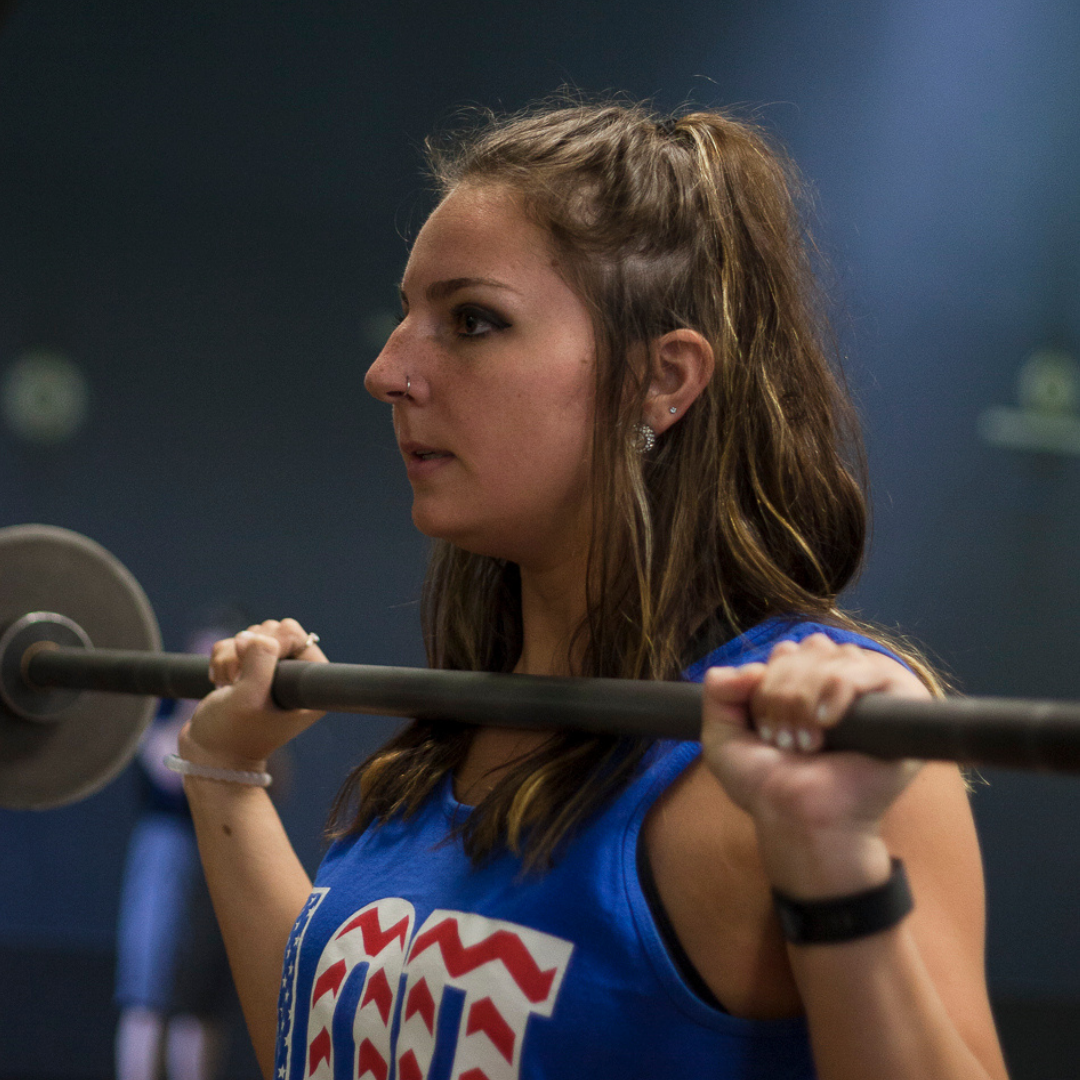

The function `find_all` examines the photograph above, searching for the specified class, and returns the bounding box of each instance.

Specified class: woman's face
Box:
[365,185,597,569]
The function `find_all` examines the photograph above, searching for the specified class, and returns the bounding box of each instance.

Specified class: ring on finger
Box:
[290,632,320,658]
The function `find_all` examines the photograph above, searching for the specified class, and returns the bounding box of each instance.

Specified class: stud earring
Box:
[669,406,678,414]
[633,422,656,454]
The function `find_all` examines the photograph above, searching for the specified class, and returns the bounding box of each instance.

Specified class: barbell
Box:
[3,523,1080,811]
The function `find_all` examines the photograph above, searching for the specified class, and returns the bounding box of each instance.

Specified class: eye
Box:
[452,304,509,338]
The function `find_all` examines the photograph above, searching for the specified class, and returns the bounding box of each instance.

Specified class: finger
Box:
[762,635,858,710]
[207,622,282,689]
[209,638,240,688]
[277,618,326,660]
[767,639,799,658]
[703,663,766,706]
[229,630,284,711]
[814,647,922,726]
[754,638,922,753]
[701,664,766,736]
[751,636,844,749]
[700,665,785,803]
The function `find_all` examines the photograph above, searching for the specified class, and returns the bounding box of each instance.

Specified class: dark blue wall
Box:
[1,0,1079,1071]
[696,0,1080,999]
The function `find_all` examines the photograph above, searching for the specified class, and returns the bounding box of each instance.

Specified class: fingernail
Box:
[775,727,794,751]
[816,702,832,726]
[796,728,816,752]
[757,723,774,743]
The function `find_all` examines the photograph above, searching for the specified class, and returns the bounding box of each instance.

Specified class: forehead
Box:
[403,185,558,286]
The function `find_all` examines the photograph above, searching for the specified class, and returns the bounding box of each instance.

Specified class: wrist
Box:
[164,754,272,788]
[177,726,269,775]
[756,822,893,900]
[772,858,914,945]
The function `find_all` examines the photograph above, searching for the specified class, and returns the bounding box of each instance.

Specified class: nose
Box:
[364,332,411,403]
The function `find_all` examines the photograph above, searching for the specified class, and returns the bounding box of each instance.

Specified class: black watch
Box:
[772,858,913,945]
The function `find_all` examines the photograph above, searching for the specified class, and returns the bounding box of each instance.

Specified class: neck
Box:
[454,543,590,802]
[514,551,590,677]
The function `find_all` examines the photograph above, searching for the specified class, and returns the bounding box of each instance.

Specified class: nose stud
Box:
[406,375,411,394]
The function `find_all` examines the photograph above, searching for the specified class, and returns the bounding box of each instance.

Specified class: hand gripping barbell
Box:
[3,523,1080,811]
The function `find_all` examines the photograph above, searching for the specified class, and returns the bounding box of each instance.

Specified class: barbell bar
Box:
[22,639,1080,763]
[3,523,1080,812]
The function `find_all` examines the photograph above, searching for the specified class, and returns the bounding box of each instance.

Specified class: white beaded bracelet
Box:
[163,753,272,788]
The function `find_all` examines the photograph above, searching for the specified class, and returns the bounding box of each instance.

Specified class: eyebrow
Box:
[398,277,522,304]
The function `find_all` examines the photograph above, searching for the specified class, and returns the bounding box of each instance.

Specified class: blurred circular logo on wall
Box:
[1,348,90,445]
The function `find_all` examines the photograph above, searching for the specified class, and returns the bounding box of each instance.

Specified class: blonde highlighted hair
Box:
[329,98,943,868]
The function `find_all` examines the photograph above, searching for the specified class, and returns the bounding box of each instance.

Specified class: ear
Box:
[644,329,715,434]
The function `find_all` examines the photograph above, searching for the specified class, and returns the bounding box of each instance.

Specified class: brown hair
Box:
[329,98,941,868]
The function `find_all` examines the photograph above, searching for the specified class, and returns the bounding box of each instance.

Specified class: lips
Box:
[400,440,454,461]
[399,440,456,478]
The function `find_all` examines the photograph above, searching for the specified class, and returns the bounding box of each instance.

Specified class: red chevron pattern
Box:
[312,959,347,1006]
[302,899,415,1080]
[405,977,436,1034]
[308,1028,331,1075]
[360,967,394,1025]
[466,997,516,1064]
[409,919,557,1002]
[292,901,572,1080]
[398,1049,423,1080]
[337,907,411,956]
[356,1038,389,1080]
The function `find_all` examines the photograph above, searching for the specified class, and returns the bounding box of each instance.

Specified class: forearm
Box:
[790,926,1003,1080]
[756,820,1007,1080]
[183,776,313,1080]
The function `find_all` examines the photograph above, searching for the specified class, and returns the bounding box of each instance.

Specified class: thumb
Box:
[230,631,283,711]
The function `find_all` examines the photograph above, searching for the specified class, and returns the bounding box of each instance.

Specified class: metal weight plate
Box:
[0,525,160,809]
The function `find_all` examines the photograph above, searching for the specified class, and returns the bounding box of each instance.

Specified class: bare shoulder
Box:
[643,752,991,1028]
[643,755,802,1018]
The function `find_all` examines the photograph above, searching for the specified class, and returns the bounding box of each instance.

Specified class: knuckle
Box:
[757,683,795,715]
[820,672,848,700]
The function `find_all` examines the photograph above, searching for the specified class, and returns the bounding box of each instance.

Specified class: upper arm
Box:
[644,759,804,1018]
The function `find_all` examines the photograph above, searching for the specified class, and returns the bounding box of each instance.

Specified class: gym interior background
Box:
[1,1,1079,1076]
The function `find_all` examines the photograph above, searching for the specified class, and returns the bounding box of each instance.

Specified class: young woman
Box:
[174,101,1009,1080]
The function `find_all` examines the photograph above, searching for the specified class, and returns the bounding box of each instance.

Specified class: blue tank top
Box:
[274,618,898,1080]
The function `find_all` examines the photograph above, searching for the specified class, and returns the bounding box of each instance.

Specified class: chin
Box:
[410,506,520,561]
[411,506,474,548]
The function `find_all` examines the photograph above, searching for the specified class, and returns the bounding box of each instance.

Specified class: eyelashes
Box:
[452,304,511,338]
[392,303,512,338]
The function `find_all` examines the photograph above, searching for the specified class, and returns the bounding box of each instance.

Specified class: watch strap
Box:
[772,858,913,944]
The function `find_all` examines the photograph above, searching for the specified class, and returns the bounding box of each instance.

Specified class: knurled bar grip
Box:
[24,646,1080,771]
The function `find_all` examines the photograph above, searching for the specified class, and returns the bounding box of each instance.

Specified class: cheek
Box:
[501,384,592,460]
[489,405,594,509]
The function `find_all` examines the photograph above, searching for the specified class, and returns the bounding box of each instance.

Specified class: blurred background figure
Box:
[114,616,249,1080]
